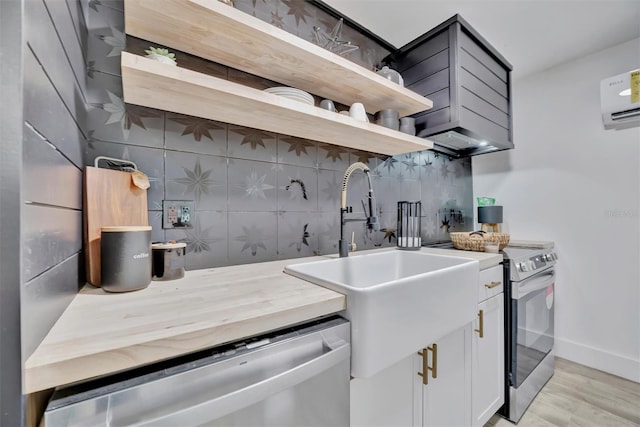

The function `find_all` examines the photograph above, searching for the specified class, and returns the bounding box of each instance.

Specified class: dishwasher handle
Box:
[129,340,350,426]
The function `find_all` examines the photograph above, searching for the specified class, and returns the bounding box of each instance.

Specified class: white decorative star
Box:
[313,18,359,56]
[103,91,126,126]
[101,26,126,57]
[243,170,274,200]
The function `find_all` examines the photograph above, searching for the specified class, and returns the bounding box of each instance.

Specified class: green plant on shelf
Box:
[144,46,177,66]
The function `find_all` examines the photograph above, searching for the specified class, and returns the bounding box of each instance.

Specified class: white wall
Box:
[473,38,640,382]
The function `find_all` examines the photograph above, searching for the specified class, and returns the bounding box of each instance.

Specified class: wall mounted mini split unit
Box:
[601,69,640,130]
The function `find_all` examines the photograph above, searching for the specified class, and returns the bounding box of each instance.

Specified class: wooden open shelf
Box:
[124,0,433,117]
[121,53,433,156]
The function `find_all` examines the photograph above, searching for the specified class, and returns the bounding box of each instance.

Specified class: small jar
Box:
[152,242,187,281]
[399,117,416,135]
[376,66,404,86]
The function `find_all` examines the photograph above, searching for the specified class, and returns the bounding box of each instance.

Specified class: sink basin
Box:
[284,250,478,378]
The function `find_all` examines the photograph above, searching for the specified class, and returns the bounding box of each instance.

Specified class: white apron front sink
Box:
[285,250,478,378]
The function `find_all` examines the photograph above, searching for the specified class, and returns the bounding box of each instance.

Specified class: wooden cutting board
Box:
[84,166,149,286]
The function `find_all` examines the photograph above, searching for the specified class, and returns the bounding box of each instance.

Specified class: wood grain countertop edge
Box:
[24,291,345,393]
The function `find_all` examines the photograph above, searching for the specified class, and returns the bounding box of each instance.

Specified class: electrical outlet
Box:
[162,200,195,229]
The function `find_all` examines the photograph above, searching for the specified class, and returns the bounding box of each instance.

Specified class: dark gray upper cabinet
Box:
[385,15,514,158]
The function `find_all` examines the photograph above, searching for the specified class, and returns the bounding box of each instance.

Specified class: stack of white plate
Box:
[264,87,314,105]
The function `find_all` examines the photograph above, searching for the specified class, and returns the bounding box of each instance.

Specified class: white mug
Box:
[349,102,368,122]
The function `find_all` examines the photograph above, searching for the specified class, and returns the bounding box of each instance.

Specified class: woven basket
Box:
[450,231,510,252]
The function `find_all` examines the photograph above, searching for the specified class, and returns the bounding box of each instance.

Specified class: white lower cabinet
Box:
[416,323,472,427]
[350,265,505,427]
[350,356,416,426]
[350,324,472,427]
[471,265,505,427]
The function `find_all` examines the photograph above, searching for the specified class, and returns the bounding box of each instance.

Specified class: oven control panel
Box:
[511,251,557,280]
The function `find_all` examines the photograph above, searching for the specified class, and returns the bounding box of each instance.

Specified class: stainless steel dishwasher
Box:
[43,316,350,427]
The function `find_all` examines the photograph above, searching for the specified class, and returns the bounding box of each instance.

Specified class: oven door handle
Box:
[514,269,555,299]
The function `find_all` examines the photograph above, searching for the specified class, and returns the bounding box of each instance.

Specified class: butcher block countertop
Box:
[24,247,502,394]
[24,256,345,394]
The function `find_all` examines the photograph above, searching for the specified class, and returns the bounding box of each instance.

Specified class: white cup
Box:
[349,102,368,122]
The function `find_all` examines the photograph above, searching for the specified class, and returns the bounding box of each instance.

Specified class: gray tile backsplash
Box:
[82,0,473,270]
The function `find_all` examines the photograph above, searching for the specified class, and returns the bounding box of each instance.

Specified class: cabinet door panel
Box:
[351,355,418,427]
[472,294,505,427]
[421,324,472,427]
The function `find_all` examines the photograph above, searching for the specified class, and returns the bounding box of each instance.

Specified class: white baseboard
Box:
[555,337,640,383]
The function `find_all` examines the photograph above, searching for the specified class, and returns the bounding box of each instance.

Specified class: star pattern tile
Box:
[180,219,219,253]
[282,0,312,27]
[236,224,268,256]
[319,144,347,162]
[99,26,125,57]
[320,173,340,204]
[169,117,224,142]
[280,136,315,156]
[230,127,274,150]
[243,170,275,200]
[402,154,419,175]
[101,91,160,139]
[381,156,398,174]
[353,151,375,165]
[271,9,284,29]
[173,158,217,201]
[440,160,451,180]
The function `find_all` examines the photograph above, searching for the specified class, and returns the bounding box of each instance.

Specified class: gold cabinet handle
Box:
[417,344,438,385]
[429,344,438,379]
[484,281,502,289]
[474,309,484,338]
[417,348,428,385]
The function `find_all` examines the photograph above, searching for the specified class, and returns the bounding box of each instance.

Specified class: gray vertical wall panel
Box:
[24,48,85,167]
[66,0,88,57]
[1,0,24,422]
[44,0,88,97]
[22,204,82,282]
[23,124,82,209]
[25,0,87,130]
[22,253,82,359]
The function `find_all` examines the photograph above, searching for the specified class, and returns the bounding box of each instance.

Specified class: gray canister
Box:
[477,206,503,224]
[100,226,152,292]
[152,242,187,281]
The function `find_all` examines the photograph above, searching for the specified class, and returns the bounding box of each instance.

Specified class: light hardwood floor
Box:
[486,357,640,427]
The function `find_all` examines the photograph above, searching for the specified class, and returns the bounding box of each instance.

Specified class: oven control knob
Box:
[517,262,527,272]
[526,260,536,271]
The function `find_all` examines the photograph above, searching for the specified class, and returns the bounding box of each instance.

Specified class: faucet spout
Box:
[339,162,379,257]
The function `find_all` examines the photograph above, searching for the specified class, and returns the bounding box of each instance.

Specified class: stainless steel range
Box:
[500,246,557,423]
